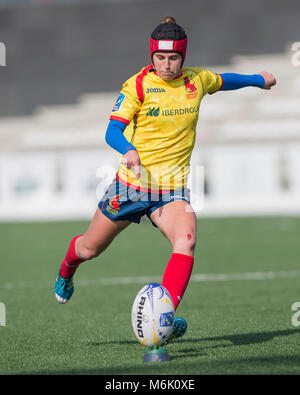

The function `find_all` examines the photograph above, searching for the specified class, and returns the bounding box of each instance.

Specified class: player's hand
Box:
[258,71,276,90]
[122,149,141,180]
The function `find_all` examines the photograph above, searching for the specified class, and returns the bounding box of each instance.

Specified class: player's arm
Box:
[106,74,141,155]
[105,119,136,155]
[219,71,276,91]
[106,76,143,179]
[105,120,141,180]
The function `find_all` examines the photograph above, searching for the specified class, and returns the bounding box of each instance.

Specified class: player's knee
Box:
[173,232,196,253]
[186,233,196,252]
[77,241,100,260]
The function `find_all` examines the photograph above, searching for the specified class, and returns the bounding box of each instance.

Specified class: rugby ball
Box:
[131,282,175,347]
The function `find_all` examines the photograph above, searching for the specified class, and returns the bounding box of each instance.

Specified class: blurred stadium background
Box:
[0,0,299,221]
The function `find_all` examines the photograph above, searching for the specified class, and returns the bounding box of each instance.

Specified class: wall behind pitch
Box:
[0,0,299,117]
[1,144,300,221]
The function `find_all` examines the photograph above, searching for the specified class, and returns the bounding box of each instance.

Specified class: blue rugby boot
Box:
[167,317,187,343]
[54,274,74,304]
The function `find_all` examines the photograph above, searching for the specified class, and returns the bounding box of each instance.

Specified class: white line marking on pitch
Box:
[77,270,300,286]
[2,270,300,290]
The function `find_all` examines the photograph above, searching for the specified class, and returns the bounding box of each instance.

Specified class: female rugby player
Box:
[54,17,276,340]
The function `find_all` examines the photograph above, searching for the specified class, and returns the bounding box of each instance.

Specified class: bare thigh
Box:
[150,200,197,256]
[76,208,131,259]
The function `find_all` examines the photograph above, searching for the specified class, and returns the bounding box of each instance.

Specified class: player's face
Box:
[152,52,182,81]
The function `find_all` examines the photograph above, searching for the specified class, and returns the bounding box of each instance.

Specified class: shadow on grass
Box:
[181,328,300,346]
[89,328,300,348]
[10,328,300,375]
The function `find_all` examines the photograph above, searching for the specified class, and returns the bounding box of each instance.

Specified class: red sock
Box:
[162,253,194,311]
[59,235,85,279]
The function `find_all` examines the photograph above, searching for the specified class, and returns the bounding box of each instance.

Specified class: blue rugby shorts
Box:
[98,177,190,227]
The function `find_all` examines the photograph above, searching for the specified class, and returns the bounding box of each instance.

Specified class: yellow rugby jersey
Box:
[110,65,223,191]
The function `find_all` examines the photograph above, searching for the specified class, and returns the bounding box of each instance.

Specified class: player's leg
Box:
[60,208,130,278]
[76,208,131,260]
[54,208,130,303]
[150,200,196,340]
[149,200,197,311]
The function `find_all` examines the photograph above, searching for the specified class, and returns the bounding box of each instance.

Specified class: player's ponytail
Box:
[162,16,177,24]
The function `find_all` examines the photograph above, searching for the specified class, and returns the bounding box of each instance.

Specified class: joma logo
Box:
[146,88,166,93]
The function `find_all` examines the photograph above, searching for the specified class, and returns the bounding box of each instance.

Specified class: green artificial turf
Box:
[1,216,300,375]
